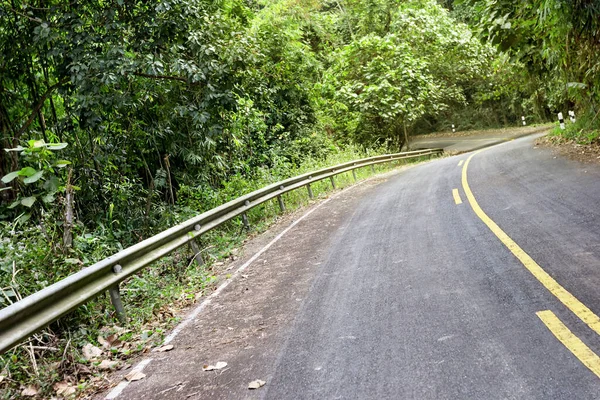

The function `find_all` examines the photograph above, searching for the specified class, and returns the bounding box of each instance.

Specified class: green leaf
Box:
[4,146,24,153]
[15,213,31,225]
[47,143,68,150]
[30,139,46,148]
[42,193,55,203]
[8,200,20,209]
[54,160,72,168]
[1,171,19,183]
[21,197,36,207]
[18,167,37,177]
[0,187,11,192]
[24,170,44,184]
[43,176,59,193]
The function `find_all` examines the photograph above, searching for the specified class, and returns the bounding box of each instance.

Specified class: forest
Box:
[1,0,599,396]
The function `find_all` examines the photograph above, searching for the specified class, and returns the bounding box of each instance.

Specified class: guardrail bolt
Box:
[194,224,201,232]
[307,184,314,199]
[190,239,204,267]
[112,264,122,274]
[330,176,336,190]
[108,285,127,324]
[277,195,286,212]
[352,169,357,182]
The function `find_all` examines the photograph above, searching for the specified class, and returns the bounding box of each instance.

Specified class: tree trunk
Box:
[63,168,74,250]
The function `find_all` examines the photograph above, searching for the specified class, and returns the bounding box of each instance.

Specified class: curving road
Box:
[105,133,600,399]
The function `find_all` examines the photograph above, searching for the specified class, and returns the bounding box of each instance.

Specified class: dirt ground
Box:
[536,135,600,165]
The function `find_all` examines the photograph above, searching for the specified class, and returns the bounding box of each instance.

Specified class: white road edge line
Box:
[105,358,153,399]
[104,179,368,399]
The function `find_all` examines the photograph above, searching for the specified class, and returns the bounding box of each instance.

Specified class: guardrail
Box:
[0,148,443,354]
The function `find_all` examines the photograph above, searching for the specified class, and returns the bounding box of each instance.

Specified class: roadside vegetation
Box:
[1,0,598,397]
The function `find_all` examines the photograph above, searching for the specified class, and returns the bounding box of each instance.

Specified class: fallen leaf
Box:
[97,335,109,349]
[125,370,146,382]
[82,343,103,360]
[99,334,122,349]
[248,380,266,389]
[106,334,122,347]
[97,360,119,370]
[155,344,174,352]
[54,381,76,396]
[202,361,227,371]
[21,386,38,396]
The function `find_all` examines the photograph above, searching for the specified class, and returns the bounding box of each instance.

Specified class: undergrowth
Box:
[547,109,600,145]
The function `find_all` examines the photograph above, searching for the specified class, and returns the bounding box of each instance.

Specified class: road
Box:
[103,132,600,399]
[410,125,550,153]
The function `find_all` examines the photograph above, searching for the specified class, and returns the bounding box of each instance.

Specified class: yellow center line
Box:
[537,310,600,378]
[452,188,462,205]
[462,151,600,336]
[458,160,464,167]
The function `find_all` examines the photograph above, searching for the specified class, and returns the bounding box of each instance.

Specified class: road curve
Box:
[105,134,600,399]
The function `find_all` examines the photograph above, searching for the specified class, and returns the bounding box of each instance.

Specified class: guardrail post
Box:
[109,264,126,323]
[352,164,357,182]
[189,231,204,267]
[371,165,375,174]
[242,200,250,230]
[330,175,336,190]
[307,183,314,199]
[277,186,286,212]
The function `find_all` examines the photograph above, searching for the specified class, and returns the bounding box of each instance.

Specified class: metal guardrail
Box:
[0,148,443,354]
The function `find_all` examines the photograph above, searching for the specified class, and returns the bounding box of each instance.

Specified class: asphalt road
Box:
[410,126,550,153]
[106,133,600,399]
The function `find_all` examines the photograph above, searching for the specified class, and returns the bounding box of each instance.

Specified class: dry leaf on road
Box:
[155,344,174,352]
[202,361,227,371]
[248,380,266,389]
[125,370,146,382]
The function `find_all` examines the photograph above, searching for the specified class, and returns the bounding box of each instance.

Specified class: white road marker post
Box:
[558,112,566,130]
[521,116,526,126]
[569,110,576,123]
[452,124,455,133]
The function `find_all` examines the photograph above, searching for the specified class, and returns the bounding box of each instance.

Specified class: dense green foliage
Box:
[455,0,600,135]
[3,0,599,395]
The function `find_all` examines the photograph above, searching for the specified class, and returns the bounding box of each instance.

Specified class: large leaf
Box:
[24,170,44,184]
[47,143,68,150]
[21,197,36,208]
[4,146,24,153]
[18,167,37,177]
[1,171,19,183]
[54,160,72,168]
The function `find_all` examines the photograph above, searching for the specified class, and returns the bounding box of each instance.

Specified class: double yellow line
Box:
[460,150,600,378]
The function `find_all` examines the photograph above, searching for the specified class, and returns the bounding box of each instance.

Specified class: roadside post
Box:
[521,116,526,126]
[558,112,565,129]
[569,110,576,123]
[452,124,455,133]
